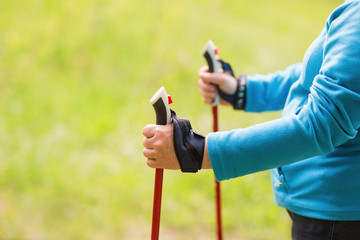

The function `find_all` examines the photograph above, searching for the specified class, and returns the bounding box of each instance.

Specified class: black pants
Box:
[288,210,360,240]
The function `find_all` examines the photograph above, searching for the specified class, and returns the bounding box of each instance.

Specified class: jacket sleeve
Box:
[208,1,360,181]
[245,63,302,112]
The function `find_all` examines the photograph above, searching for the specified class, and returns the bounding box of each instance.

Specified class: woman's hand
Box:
[142,124,212,170]
[198,66,237,105]
[142,124,180,169]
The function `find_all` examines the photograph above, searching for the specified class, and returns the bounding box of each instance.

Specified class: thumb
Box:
[199,71,225,86]
[142,124,157,138]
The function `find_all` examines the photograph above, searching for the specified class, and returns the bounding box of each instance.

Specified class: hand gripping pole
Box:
[149,87,172,240]
[202,40,223,240]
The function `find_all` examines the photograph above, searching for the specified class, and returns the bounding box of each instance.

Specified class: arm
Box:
[198,63,302,111]
[245,63,302,112]
[144,2,360,175]
[208,1,360,181]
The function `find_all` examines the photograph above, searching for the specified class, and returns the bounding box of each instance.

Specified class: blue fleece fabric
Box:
[207,0,360,220]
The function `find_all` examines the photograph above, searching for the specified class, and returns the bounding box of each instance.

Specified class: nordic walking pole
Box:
[201,40,223,240]
[149,87,172,240]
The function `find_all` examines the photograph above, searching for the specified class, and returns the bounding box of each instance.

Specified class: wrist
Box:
[201,138,212,169]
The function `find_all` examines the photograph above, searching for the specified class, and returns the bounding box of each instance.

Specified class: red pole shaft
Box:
[151,168,164,240]
[215,180,222,240]
[212,106,223,240]
[212,106,218,132]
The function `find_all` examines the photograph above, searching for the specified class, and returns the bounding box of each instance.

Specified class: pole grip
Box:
[201,40,222,106]
[150,87,172,126]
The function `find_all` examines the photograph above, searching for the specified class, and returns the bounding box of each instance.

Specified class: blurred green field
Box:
[0,0,342,239]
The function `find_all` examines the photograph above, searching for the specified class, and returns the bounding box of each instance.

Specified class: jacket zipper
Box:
[274,167,285,187]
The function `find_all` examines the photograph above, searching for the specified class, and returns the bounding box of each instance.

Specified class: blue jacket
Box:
[207,0,360,220]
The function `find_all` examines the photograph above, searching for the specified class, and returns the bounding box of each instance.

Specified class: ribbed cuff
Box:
[232,74,247,110]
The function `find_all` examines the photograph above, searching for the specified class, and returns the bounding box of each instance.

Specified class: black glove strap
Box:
[172,110,205,173]
[232,74,247,110]
[216,60,247,110]
[218,59,236,104]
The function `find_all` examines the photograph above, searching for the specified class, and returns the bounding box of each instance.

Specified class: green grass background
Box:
[0,0,341,239]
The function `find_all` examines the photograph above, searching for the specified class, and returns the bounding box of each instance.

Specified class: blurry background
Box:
[0,0,341,239]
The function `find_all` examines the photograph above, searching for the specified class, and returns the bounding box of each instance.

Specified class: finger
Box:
[143,148,156,159]
[199,65,223,75]
[198,78,216,93]
[198,66,209,74]
[199,86,216,100]
[203,96,214,104]
[146,158,157,168]
[142,137,154,149]
[142,124,157,138]
[198,80,215,99]
[199,71,224,85]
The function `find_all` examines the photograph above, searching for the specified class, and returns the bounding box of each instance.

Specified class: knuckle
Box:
[143,149,149,157]
[142,125,150,136]
[207,83,215,91]
[146,159,156,168]
[143,124,156,137]
[156,126,167,137]
[199,66,208,74]
[152,141,161,149]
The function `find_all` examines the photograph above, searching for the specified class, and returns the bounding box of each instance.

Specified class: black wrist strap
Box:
[172,110,205,173]
[232,74,247,110]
